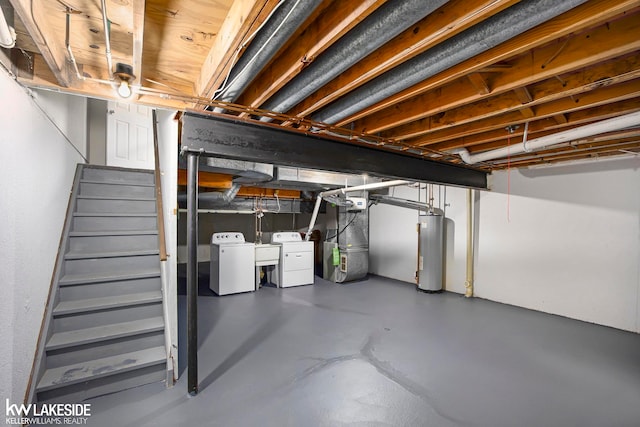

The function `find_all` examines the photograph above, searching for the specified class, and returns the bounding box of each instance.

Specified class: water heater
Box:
[417,214,444,293]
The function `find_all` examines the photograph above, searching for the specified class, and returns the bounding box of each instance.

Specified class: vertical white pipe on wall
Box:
[465,188,474,297]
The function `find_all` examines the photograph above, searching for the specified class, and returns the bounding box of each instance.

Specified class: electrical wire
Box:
[26,86,88,163]
[213,0,286,98]
[325,201,374,241]
[214,0,291,100]
[325,212,357,241]
[507,134,511,223]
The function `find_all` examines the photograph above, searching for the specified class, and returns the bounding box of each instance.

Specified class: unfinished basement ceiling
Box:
[4,0,640,170]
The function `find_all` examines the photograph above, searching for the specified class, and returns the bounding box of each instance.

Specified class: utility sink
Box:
[255,244,280,265]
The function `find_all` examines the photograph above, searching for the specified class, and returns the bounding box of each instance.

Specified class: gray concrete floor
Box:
[85,275,640,427]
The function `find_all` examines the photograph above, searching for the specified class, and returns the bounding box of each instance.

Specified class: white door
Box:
[106,101,155,170]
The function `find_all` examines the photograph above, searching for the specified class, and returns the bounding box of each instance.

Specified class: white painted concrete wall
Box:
[30,89,88,160]
[476,158,640,333]
[0,71,85,404]
[369,157,640,333]
[87,98,107,165]
[369,185,422,284]
[156,109,179,379]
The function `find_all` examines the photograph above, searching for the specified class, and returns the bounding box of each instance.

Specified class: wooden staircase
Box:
[32,164,167,402]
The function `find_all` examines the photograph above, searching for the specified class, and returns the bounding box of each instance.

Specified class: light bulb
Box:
[117,80,132,98]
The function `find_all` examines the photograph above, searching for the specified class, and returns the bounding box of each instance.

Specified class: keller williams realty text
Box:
[5,399,91,425]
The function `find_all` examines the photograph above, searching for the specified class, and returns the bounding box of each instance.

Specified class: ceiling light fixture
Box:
[114,63,135,98]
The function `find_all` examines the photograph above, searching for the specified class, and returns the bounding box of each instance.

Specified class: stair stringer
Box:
[24,163,84,404]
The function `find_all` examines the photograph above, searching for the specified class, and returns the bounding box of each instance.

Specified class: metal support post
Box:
[186,152,199,395]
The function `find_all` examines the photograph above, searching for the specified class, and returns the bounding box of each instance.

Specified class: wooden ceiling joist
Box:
[385,59,640,141]
[410,80,640,147]
[338,0,640,128]
[132,0,145,91]
[352,10,640,134]
[236,188,301,199]
[195,0,281,102]
[492,140,640,169]
[9,0,71,86]
[283,0,518,121]
[518,107,536,119]
[236,0,387,111]
[178,170,233,189]
[454,99,640,153]
[494,131,640,158]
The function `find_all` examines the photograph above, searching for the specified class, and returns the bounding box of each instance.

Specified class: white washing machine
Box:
[210,232,255,295]
[271,232,314,288]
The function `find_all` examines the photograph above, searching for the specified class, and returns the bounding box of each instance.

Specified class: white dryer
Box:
[271,232,314,288]
[210,232,255,295]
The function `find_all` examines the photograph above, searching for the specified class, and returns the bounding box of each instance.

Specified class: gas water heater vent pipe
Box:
[304,180,410,241]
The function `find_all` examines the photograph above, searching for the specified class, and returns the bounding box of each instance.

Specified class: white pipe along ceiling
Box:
[454,111,640,164]
[0,1,15,48]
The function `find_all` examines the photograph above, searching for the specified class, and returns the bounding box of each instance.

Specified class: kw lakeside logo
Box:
[5,399,91,425]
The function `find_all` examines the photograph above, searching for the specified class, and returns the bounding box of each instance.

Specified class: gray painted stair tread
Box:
[33,164,166,403]
[69,230,158,237]
[65,249,160,260]
[59,269,160,286]
[73,212,157,217]
[53,291,163,315]
[83,166,153,174]
[76,195,156,201]
[46,317,165,350]
[37,346,166,392]
[80,179,155,187]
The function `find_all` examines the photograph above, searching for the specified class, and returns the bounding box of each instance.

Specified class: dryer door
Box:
[281,247,314,287]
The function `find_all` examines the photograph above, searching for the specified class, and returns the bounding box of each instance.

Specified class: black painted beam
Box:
[181,112,487,189]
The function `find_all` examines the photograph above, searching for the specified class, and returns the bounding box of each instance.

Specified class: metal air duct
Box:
[259,0,448,121]
[204,158,274,183]
[311,0,588,125]
[178,183,241,205]
[177,158,274,206]
[213,0,323,112]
